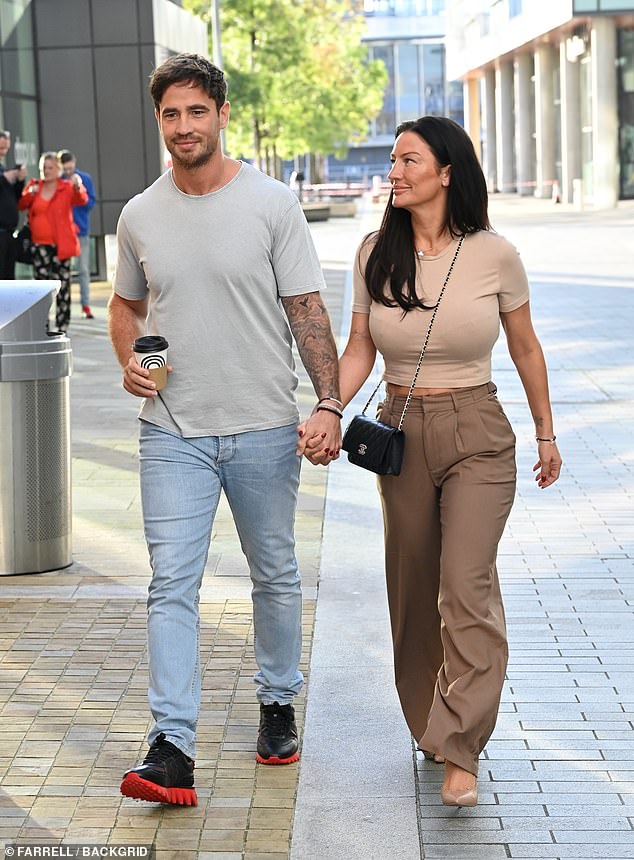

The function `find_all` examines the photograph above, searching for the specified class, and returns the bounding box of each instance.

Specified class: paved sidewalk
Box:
[1,195,633,860]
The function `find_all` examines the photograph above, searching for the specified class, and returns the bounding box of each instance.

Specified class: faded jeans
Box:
[139,420,304,759]
[75,234,91,307]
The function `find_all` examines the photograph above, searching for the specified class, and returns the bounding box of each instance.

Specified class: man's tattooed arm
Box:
[281,292,340,401]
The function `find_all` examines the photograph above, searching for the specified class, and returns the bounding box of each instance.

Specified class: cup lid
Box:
[133,335,168,352]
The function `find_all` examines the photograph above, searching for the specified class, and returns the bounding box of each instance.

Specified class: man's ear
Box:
[219,101,231,129]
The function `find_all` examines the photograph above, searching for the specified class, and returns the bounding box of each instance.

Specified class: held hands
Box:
[533,439,562,488]
[122,354,172,398]
[296,406,342,466]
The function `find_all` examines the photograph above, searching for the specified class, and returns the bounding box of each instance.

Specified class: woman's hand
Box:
[296,411,341,465]
[533,440,562,488]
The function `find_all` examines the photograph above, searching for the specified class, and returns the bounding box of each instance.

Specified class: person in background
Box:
[300,115,562,808]
[0,130,27,279]
[58,149,96,319]
[19,151,88,331]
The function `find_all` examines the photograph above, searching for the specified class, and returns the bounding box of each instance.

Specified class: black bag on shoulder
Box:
[342,414,405,476]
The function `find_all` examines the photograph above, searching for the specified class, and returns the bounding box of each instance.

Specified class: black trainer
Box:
[256,701,300,765]
[120,732,197,806]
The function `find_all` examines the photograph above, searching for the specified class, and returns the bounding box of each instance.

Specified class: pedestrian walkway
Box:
[0,196,633,860]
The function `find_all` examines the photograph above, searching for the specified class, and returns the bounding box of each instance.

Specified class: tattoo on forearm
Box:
[281,293,340,400]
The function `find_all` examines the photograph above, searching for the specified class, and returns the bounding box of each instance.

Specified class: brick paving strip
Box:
[0,596,316,858]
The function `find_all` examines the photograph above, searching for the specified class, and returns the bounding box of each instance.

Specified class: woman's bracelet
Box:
[535,435,557,443]
[316,404,344,419]
[318,396,344,408]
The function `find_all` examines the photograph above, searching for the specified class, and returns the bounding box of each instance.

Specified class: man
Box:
[58,149,96,318]
[108,53,340,807]
[0,130,26,279]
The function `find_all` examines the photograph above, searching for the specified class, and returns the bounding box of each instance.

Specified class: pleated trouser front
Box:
[377,382,516,776]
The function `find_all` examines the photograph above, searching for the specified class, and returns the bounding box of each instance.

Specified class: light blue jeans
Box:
[139,420,304,759]
[75,234,90,306]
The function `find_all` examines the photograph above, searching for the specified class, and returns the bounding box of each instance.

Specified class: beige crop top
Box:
[352,230,530,388]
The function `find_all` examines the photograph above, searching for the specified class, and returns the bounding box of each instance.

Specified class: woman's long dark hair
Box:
[365,116,490,311]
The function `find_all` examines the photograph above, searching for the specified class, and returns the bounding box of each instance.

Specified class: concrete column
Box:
[483,68,497,192]
[463,77,482,162]
[560,37,582,205]
[514,52,533,197]
[495,59,515,193]
[591,16,618,208]
[534,42,557,198]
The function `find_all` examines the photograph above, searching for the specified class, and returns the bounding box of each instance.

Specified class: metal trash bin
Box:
[0,281,72,574]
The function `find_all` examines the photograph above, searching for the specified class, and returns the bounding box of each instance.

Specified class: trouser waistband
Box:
[384,381,496,414]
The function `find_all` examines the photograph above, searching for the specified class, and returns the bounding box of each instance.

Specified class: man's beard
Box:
[168,136,218,170]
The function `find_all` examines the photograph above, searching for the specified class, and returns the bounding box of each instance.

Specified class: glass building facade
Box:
[326,0,464,182]
[447,0,634,206]
[0,0,206,279]
[0,0,39,173]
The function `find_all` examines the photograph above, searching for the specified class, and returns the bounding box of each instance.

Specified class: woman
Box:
[301,116,562,806]
[19,151,87,332]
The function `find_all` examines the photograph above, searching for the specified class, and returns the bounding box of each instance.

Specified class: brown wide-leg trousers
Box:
[377,382,516,776]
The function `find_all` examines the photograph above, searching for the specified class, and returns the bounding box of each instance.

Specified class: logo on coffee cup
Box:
[140,355,167,371]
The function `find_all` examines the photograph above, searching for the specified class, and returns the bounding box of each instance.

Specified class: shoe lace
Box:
[143,732,181,765]
[261,704,294,738]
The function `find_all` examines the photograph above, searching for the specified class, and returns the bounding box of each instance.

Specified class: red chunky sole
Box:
[256,751,300,765]
[120,772,198,806]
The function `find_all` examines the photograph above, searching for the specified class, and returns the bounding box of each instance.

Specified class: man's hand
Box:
[122,354,172,398]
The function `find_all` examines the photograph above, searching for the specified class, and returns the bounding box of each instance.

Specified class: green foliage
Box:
[182,0,386,169]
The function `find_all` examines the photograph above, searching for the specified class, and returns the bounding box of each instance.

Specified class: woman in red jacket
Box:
[19,151,88,331]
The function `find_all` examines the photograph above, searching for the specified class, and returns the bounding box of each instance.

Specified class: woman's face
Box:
[388,131,450,212]
[40,157,61,181]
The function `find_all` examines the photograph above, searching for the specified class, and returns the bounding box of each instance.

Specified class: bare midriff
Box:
[386,383,458,397]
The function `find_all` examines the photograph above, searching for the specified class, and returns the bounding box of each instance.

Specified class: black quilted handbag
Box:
[342,414,404,475]
[342,236,464,476]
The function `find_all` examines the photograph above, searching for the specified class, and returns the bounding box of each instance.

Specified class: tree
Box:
[183,0,386,176]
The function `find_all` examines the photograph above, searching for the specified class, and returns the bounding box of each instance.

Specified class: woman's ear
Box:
[441,165,451,187]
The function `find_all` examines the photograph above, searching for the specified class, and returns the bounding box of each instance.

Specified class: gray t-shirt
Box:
[113,163,325,436]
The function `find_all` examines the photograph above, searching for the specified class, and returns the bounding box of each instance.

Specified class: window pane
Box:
[397,43,420,122]
[0,0,36,95]
[372,45,396,135]
[422,43,445,115]
[1,95,39,175]
[618,28,634,197]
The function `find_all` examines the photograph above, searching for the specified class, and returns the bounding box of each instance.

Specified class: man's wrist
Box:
[315,404,343,419]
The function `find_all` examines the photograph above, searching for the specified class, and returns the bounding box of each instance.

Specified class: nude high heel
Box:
[441,784,478,807]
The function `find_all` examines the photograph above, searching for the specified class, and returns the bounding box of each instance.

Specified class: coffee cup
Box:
[133,335,169,391]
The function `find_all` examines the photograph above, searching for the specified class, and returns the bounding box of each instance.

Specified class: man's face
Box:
[0,136,10,160]
[61,159,76,177]
[156,82,229,170]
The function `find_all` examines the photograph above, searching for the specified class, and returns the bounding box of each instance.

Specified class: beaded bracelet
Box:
[535,435,557,443]
[318,396,344,408]
[316,404,344,419]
